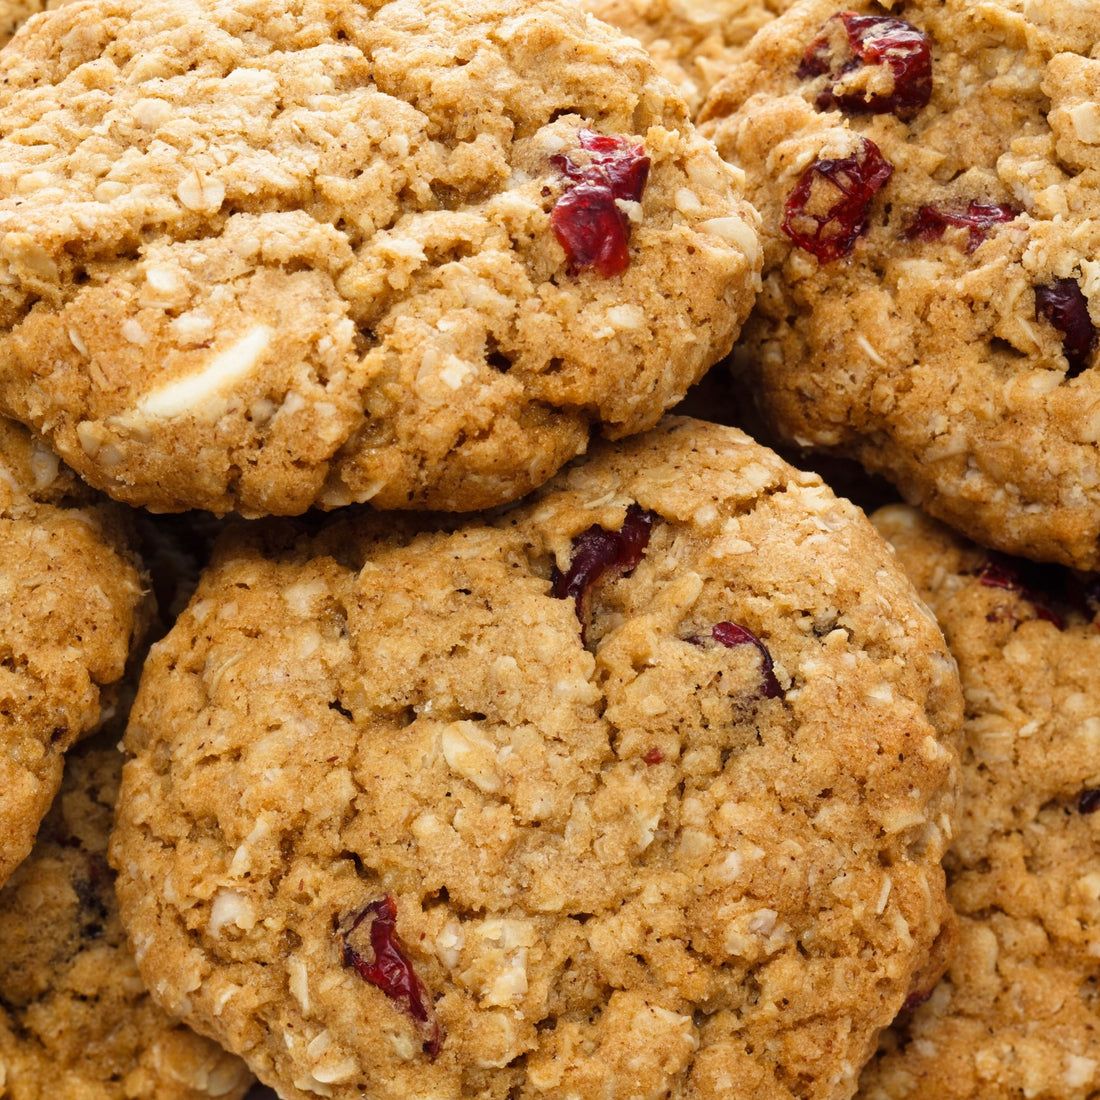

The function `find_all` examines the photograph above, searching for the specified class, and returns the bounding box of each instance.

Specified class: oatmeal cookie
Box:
[0,415,148,889]
[0,737,252,1099]
[111,417,962,1100]
[855,505,1100,1100]
[0,0,759,517]
[579,0,795,113]
[701,0,1100,568]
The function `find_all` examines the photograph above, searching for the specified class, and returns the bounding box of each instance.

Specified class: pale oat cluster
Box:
[0,1,1098,1099]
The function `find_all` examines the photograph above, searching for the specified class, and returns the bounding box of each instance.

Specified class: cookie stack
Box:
[0,0,1094,1098]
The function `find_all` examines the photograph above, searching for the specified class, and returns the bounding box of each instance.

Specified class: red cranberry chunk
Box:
[799,13,932,121]
[1079,789,1100,814]
[551,503,655,638]
[339,895,442,1058]
[642,746,665,765]
[782,137,893,262]
[978,557,1065,630]
[901,987,934,1012]
[689,621,784,699]
[903,201,1019,253]
[1036,278,1097,379]
[551,183,632,277]
[550,129,650,276]
[567,129,651,203]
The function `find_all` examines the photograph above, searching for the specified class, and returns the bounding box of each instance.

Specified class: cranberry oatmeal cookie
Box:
[0,0,759,517]
[856,505,1100,1100]
[0,416,148,890]
[577,0,796,113]
[701,0,1100,568]
[0,737,252,1099]
[111,418,962,1100]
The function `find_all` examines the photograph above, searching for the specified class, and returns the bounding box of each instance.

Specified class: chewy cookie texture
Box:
[857,506,1100,1100]
[0,415,148,892]
[701,0,1100,569]
[0,0,759,517]
[0,737,253,1100]
[110,418,963,1100]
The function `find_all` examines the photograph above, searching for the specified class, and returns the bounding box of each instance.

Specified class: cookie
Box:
[0,0,760,517]
[110,417,962,1100]
[0,737,253,1099]
[852,505,1100,1100]
[579,0,794,113]
[0,415,148,890]
[700,0,1100,568]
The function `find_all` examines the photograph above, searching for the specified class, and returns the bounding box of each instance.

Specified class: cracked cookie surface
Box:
[857,505,1100,1100]
[111,417,962,1100]
[0,738,252,1099]
[0,416,148,890]
[701,0,1100,568]
[0,0,759,516]
[579,0,795,113]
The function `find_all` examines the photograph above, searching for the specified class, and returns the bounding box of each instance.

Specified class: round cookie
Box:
[579,0,795,113]
[855,505,1100,1100]
[0,737,253,1099]
[700,0,1100,568]
[0,0,760,517]
[110,417,962,1100]
[0,415,148,890]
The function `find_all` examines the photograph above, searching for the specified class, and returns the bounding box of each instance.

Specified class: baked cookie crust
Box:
[111,417,962,1100]
[0,416,148,889]
[0,0,760,516]
[858,505,1100,1100]
[701,0,1100,568]
[0,738,252,1099]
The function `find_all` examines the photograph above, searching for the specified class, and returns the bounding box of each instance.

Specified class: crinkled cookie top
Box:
[701,0,1100,568]
[0,0,760,516]
[111,418,962,1100]
[0,416,148,891]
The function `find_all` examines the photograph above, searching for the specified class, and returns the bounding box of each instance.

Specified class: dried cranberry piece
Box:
[551,503,655,639]
[782,137,892,262]
[339,895,442,1058]
[551,184,632,277]
[903,201,1019,253]
[688,621,784,700]
[901,987,934,1012]
[550,129,650,276]
[553,129,651,203]
[642,747,665,765]
[799,13,932,121]
[979,558,1065,630]
[1036,278,1096,379]
[1079,789,1100,814]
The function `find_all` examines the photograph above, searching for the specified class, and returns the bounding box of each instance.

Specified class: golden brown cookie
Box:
[111,417,962,1100]
[701,0,1100,568]
[0,416,148,889]
[858,505,1100,1100]
[0,0,760,517]
[0,737,253,1099]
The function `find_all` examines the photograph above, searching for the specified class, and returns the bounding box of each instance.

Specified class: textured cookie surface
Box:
[701,0,1100,568]
[0,416,147,889]
[0,0,759,516]
[111,417,962,1100]
[856,505,1100,1100]
[579,0,794,112]
[0,738,252,1099]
